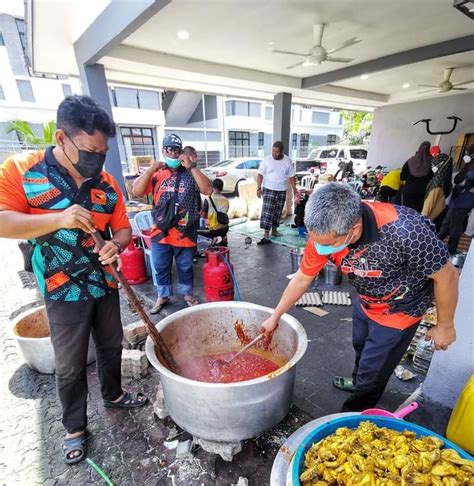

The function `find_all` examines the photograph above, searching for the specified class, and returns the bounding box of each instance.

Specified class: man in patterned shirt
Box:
[0,96,148,464]
[262,183,458,412]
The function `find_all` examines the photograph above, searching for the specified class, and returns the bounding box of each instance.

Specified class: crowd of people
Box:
[380,141,474,254]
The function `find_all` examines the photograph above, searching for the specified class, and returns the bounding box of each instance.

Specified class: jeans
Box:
[152,242,195,297]
[341,299,419,412]
[46,291,123,433]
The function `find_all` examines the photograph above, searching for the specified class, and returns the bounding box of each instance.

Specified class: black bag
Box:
[18,240,34,272]
[152,170,183,234]
[209,196,229,225]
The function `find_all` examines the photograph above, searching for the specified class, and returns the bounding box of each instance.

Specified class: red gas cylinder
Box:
[202,247,234,302]
[120,237,147,285]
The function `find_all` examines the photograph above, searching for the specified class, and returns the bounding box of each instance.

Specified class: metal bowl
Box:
[145,301,307,442]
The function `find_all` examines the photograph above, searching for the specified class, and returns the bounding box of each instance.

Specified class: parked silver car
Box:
[202,157,262,195]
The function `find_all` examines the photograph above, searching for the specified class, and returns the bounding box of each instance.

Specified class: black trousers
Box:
[438,207,470,254]
[341,299,419,412]
[46,291,123,433]
[379,186,398,203]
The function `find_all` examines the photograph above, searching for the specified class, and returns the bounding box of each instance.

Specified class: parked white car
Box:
[306,145,368,176]
[201,157,262,195]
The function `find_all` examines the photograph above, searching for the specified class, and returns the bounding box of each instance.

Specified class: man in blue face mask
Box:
[261,183,459,412]
[0,95,149,464]
[133,135,212,313]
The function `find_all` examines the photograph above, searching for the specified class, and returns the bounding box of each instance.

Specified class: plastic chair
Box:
[348,180,363,194]
[133,211,157,286]
[300,175,317,192]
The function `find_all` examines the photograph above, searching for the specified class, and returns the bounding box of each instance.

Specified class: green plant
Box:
[340,111,373,145]
[7,120,56,146]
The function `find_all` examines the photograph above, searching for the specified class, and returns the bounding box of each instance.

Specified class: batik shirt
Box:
[0,148,130,301]
[300,202,450,329]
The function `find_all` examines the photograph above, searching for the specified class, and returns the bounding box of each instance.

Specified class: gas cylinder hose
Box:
[86,458,115,486]
[220,254,241,301]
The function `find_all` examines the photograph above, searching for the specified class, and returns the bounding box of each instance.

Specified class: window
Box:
[320,149,338,158]
[300,133,309,147]
[350,149,368,159]
[237,159,261,170]
[16,79,35,102]
[291,109,295,122]
[249,102,261,118]
[138,89,160,110]
[0,85,5,100]
[0,32,5,46]
[258,132,264,148]
[229,131,250,157]
[265,106,273,121]
[115,87,139,109]
[120,126,155,162]
[292,133,298,148]
[312,111,330,124]
[62,84,72,98]
[235,101,248,116]
[339,114,343,125]
[327,134,337,145]
[16,19,26,55]
[109,88,117,107]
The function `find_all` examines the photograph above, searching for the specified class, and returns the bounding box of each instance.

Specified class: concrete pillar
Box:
[78,63,126,194]
[273,92,292,155]
[422,242,474,408]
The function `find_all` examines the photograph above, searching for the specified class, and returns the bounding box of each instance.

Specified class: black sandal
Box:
[104,391,148,409]
[257,238,272,246]
[150,297,170,314]
[63,432,87,465]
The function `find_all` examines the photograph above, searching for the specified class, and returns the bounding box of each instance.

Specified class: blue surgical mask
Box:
[164,157,181,169]
[314,231,353,255]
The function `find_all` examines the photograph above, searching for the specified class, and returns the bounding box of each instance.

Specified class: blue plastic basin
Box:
[292,415,473,485]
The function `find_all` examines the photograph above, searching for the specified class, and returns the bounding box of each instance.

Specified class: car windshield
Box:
[350,149,368,159]
[320,149,338,158]
[307,149,321,159]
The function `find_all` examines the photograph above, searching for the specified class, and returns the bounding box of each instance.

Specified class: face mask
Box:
[63,135,106,179]
[463,155,472,163]
[314,231,353,255]
[164,157,181,169]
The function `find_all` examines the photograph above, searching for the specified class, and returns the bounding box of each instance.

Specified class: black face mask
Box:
[63,135,106,179]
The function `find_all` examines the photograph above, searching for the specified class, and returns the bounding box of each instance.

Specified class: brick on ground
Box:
[121,349,149,378]
[123,320,147,346]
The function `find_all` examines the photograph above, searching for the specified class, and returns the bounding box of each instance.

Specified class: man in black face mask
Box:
[0,95,148,465]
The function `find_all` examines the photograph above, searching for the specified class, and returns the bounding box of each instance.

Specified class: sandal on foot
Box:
[257,238,272,246]
[63,433,87,465]
[333,376,355,392]
[150,297,170,315]
[184,296,199,307]
[104,391,148,409]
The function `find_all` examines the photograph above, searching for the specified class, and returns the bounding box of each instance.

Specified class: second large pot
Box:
[145,301,307,442]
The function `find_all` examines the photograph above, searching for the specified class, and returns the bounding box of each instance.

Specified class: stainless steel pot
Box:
[290,248,304,274]
[145,301,307,442]
[452,253,466,268]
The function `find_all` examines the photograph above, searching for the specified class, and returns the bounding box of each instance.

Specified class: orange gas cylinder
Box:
[120,237,147,285]
[202,247,234,302]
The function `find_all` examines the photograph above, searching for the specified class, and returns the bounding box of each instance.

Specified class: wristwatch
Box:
[111,240,122,253]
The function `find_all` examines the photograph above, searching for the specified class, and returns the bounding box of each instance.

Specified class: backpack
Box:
[152,170,183,235]
[209,196,229,225]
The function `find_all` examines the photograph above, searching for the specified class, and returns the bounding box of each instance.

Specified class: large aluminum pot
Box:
[145,301,307,442]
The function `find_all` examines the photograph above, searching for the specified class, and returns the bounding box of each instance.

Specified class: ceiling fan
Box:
[269,23,361,70]
[418,67,474,94]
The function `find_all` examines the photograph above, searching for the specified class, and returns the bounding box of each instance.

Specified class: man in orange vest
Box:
[262,183,458,411]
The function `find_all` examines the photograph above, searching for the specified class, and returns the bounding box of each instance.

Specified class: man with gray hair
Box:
[261,183,458,412]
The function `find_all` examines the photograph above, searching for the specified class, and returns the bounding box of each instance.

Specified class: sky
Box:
[0,0,24,18]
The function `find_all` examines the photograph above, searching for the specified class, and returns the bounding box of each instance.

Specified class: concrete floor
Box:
[1,231,453,486]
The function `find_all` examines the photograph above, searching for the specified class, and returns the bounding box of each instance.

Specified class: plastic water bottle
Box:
[413,338,435,375]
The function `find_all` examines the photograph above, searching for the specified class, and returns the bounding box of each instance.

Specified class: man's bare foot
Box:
[64,431,86,460]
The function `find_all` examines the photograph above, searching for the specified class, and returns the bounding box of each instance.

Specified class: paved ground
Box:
[0,230,452,485]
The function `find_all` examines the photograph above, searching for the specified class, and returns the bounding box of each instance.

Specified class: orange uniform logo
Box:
[91,189,107,205]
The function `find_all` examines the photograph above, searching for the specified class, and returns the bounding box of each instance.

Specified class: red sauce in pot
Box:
[179,351,281,383]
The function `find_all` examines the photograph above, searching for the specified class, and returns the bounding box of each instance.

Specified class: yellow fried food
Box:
[300,421,473,485]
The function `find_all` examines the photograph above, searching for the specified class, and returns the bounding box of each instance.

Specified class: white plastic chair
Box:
[300,175,317,191]
[348,180,363,194]
[133,210,157,286]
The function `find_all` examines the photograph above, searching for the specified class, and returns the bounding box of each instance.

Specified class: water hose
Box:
[220,253,241,301]
[86,458,115,486]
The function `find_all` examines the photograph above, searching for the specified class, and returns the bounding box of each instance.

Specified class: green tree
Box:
[7,120,56,146]
[340,111,373,145]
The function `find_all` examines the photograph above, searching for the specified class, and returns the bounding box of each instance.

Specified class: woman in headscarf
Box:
[421,146,453,229]
[400,141,434,212]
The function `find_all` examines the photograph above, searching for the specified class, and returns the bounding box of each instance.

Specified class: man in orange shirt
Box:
[0,96,147,464]
[132,135,212,313]
[262,183,458,412]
